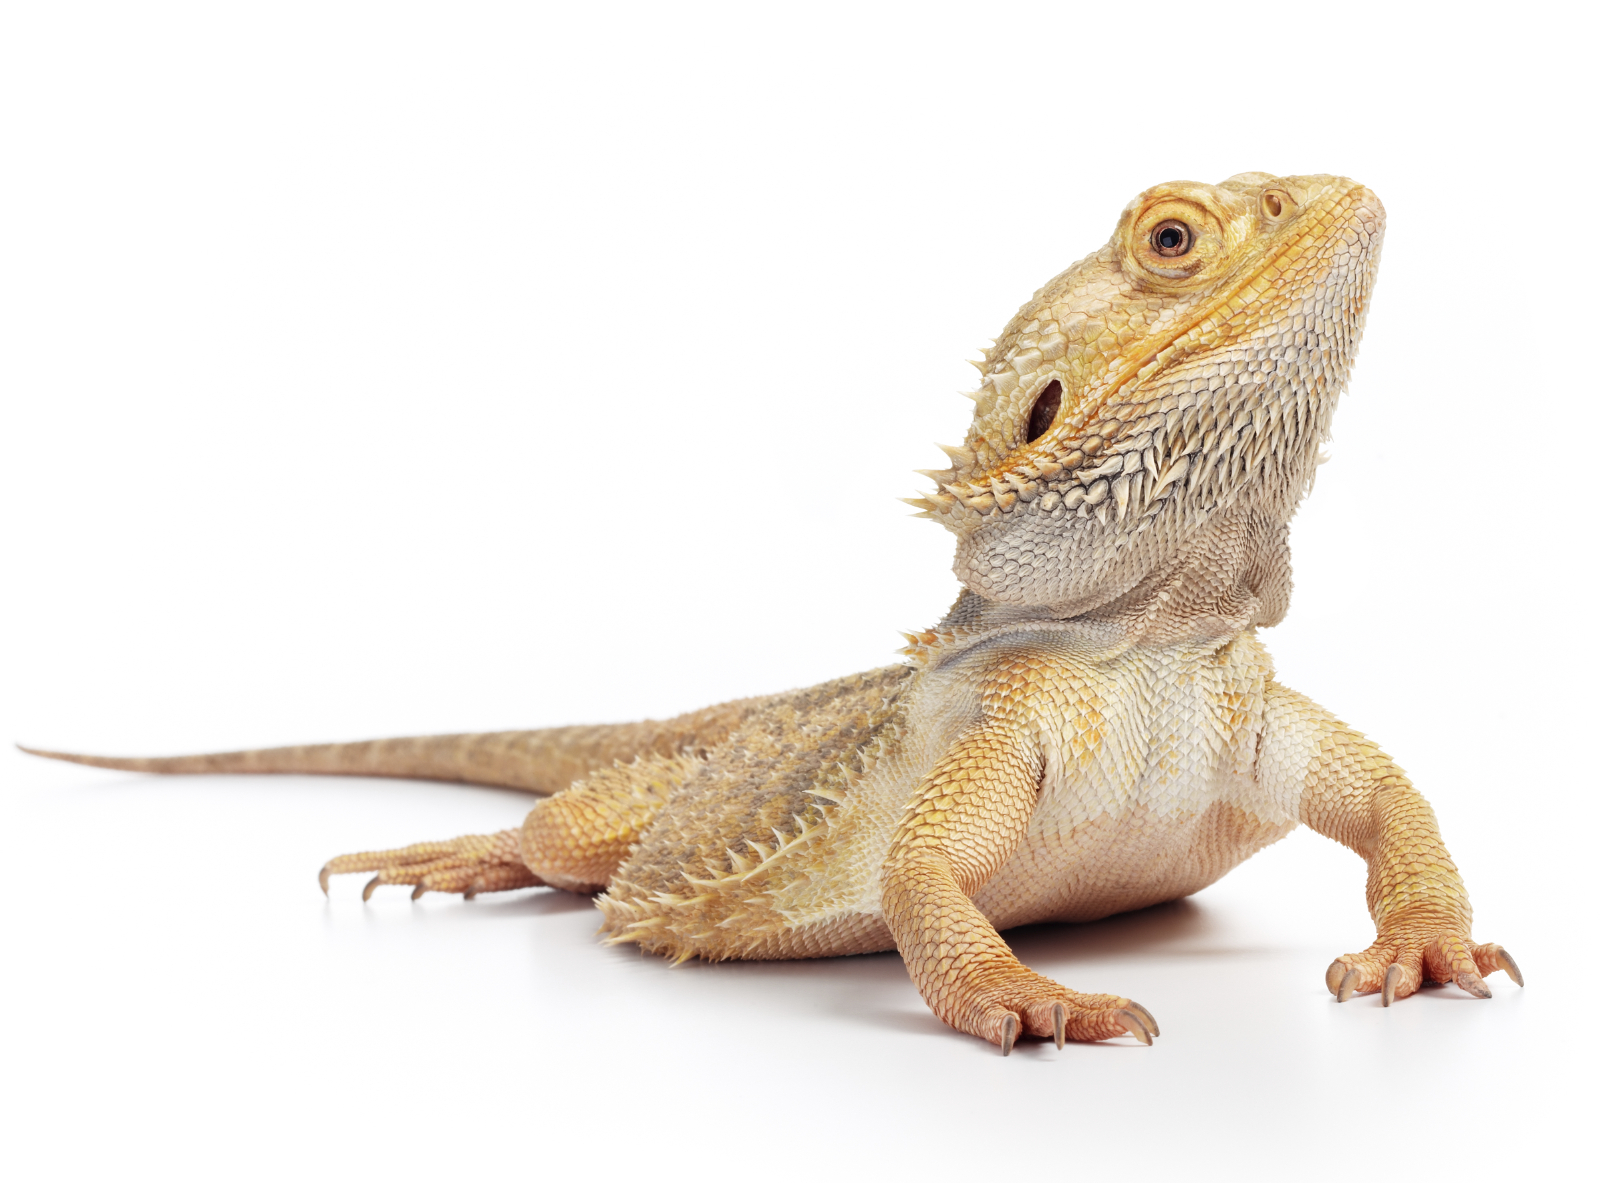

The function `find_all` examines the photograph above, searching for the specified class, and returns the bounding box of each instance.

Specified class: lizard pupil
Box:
[1151,220,1191,257]
[1026,380,1062,444]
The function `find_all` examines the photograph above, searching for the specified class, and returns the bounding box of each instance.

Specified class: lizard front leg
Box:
[881,720,1157,1054]
[1263,683,1523,1005]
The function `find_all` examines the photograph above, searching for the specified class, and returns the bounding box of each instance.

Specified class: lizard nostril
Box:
[1026,380,1062,444]
[1262,190,1286,219]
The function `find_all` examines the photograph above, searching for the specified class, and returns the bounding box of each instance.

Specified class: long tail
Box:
[20,698,761,796]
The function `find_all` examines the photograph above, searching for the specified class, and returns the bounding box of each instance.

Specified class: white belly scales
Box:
[973,626,1299,926]
[794,625,1303,941]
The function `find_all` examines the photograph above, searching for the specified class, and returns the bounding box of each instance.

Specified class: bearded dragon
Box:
[25,172,1521,1053]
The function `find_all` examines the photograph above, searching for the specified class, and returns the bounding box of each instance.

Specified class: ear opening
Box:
[1025,380,1062,444]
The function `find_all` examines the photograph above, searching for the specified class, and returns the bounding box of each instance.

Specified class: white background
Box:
[3,3,1618,1179]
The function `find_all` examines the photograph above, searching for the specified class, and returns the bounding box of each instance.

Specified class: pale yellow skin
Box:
[28,172,1520,1052]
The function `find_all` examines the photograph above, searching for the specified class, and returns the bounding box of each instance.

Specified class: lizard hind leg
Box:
[320,753,701,900]
[517,754,700,893]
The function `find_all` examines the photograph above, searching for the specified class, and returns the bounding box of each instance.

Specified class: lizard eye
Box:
[1151,220,1192,257]
[1025,380,1062,444]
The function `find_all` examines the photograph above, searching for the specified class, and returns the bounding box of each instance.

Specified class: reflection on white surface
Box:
[3,765,1599,1179]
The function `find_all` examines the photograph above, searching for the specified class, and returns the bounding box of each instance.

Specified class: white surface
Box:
[2,3,1618,1179]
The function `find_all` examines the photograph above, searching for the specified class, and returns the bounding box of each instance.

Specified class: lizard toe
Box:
[1331,924,1518,1004]
[1115,1009,1153,1045]
[1472,943,1524,987]
[953,967,1153,1052]
[323,829,543,901]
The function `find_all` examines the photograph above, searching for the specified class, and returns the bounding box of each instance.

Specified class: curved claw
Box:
[1126,1001,1160,1037]
[1326,959,1348,997]
[463,888,479,901]
[1116,1009,1152,1045]
[1051,1002,1066,1050]
[319,864,332,897]
[1335,964,1361,1003]
[1000,1013,1018,1057]
[1454,970,1492,999]
[1495,947,1525,988]
[410,882,428,901]
[1382,963,1402,1007]
[361,875,381,903]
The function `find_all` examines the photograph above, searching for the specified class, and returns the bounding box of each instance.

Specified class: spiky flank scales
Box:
[26,173,1522,1053]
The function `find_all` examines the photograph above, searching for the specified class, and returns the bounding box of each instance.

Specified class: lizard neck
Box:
[905,509,1291,666]
[1082,508,1291,644]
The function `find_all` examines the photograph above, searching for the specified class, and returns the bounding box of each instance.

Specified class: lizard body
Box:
[28,172,1519,1052]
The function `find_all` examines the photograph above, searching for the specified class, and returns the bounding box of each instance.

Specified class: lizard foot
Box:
[942,965,1159,1054]
[319,828,544,901]
[1326,928,1523,1005]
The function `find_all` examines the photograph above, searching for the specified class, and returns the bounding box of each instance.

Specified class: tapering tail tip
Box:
[19,743,87,764]
[13,731,572,791]
[16,743,153,771]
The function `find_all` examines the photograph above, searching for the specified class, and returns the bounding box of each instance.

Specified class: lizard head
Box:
[911,173,1385,616]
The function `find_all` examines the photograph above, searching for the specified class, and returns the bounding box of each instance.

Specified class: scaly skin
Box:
[24,172,1520,1052]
